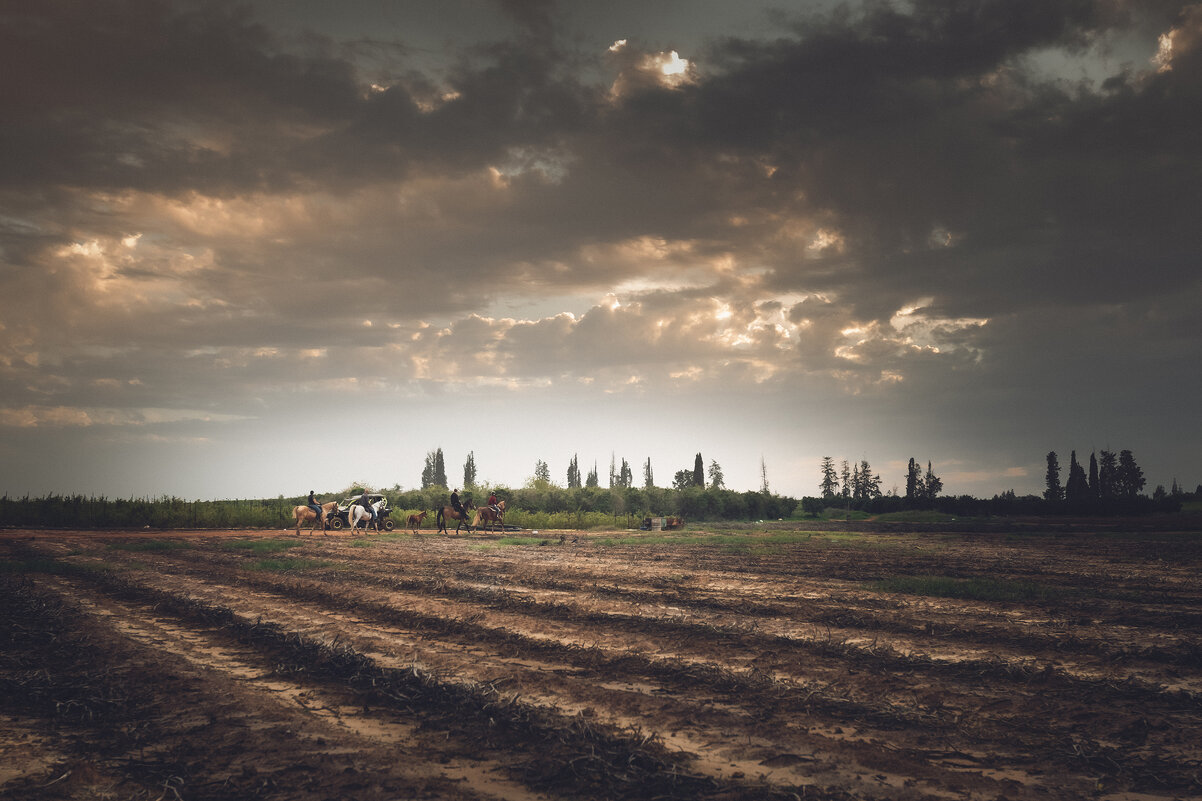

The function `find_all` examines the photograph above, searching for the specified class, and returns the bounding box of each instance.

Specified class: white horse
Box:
[349,499,385,533]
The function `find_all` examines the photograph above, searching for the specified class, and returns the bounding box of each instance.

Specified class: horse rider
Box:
[450,488,462,514]
[487,491,501,515]
[357,490,376,522]
[307,490,323,521]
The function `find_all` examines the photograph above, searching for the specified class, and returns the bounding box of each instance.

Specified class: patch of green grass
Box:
[871,510,959,523]
[107,539,191,553]
[246,557,333,572]
[814,507,872,521]
[222,538,305,554]
[872,575,1066,603]
[350,538,375,548]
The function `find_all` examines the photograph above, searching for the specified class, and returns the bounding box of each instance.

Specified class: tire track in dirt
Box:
[31,573,556,801]
[31,560,846,801]
[321,542,1202,681]
[0,574,493,801]
[84,542,1202,798]
[214,537,1202,701]
[9,529,1202,800]
[81,549,937,797]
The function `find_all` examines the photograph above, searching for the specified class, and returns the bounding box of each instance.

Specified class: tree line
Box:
[1040,448,1185,514]
[418,448,737,494]
[1,447,1190,530]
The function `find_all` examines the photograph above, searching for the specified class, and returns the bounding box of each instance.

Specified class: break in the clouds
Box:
[1,0,1200,499]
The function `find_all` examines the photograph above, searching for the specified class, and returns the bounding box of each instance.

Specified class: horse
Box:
[470,500,506,533]
[436,504,473,535]
[292,500,339,536]
[405,510,428,534]
[349,500,385,533]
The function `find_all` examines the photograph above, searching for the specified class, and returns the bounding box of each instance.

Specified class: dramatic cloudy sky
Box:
[2,0,1199,501]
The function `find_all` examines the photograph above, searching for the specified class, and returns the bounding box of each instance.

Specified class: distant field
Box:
[2,522,1201,800]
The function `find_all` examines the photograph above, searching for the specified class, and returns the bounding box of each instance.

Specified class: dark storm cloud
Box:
[649,0,1202,314]
[0,0,595,196]
[2,0,1200,496]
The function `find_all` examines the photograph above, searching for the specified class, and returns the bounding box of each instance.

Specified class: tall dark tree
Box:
[692,453,705,487]
[1088,452,1099,501]
[566,454,581,489]
[433,448,447,488]
[1116,450,1145,497]
[905,458,920,500]
[421,449,448,489]
[619,458,633,488]
[1044,451,1063,502]
[840,460,851,499]
[585,461,599,488]
[923,461,943,501]
[421,451,435,489]
[1065,450,1088,502]
[760,456,769,494]
[533,459,551,484]
[819,456,839,499]
[643,457,654,489]
[856,459,882,500]
[1098,449,1118,499]
[672,470,693,491]
[463,451,477,489]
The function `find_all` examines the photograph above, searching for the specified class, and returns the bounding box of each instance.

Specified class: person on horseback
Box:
[357,490,375,522]
[450,488,462,514]
[307,491,323,520]
[487,491,500,514]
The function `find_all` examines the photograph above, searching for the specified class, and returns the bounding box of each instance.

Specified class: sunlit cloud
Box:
[0,405,250,428]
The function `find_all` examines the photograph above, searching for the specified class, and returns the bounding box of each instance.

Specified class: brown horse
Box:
[292,500,339,536]
[406,510,428,534]
[470,500,507,533]
[436,504,473,535]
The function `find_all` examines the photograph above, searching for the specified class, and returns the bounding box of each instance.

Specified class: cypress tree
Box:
[1088,452,1099,501]
[1065,450,1088,502]
[905,458,920,500]
[1044,451,1063,502]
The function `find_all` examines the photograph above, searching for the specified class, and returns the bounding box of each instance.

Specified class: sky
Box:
[2,0,1200,501]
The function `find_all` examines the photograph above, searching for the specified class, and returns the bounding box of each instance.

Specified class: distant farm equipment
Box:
[641,516,684,531]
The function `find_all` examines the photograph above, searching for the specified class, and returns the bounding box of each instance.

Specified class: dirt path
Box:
[2,526,1200,800]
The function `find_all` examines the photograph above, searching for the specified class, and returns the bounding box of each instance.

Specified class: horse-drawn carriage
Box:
[327,493,395,531]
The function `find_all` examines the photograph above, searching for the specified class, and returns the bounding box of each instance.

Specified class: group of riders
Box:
[449,487,502,517]
[303,488,503,529]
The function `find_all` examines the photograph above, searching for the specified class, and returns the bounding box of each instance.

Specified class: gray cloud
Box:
[2,0,1199,497]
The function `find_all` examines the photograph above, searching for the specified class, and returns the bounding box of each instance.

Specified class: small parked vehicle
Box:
[327,493,395,531]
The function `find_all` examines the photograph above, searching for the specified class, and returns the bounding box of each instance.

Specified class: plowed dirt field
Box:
[2,524,1200,801]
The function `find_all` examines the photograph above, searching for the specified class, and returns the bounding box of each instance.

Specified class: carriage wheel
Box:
[330,517,344,530]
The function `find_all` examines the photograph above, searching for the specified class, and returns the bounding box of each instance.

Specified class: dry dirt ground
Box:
[2,523,1200,801]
